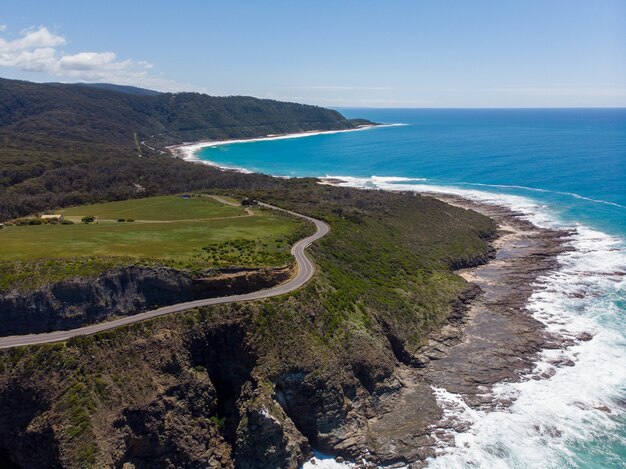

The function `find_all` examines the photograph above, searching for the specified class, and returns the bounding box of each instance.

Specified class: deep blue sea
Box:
[190,109,626,468]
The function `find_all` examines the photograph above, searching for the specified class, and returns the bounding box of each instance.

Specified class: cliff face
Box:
[0,309,398,469]
[0,266,292,336]
[0,188,498,468]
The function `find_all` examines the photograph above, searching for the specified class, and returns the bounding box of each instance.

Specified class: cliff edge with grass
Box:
[0,79,496,468]
[0,184,496,468]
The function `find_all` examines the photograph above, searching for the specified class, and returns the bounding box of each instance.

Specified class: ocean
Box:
[192,109,626,468]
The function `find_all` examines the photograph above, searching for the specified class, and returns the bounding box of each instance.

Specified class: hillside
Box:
[72,83,162,96]
[0,185,496,468]
[0,78,361,145]
[0,77,499,468]
[0,78,369,221]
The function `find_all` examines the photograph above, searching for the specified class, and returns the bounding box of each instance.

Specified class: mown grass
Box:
[58,195,244,221]
[0,195,307,291]
[0,215,297,261]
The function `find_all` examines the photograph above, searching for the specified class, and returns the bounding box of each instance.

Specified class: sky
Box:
[0,0,625,108]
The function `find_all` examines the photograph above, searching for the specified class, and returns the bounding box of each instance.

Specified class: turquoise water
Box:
[194,109,626,468]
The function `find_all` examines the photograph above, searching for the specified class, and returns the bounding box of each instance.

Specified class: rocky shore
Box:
[0,190,593,469]
[324,196,579,468]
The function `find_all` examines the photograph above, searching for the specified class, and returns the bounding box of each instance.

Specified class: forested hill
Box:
[0,78,371,220]
[0,78,363,147]
[73,82,162,96]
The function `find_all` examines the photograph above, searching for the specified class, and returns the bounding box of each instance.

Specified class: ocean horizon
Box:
[191,108,626,468]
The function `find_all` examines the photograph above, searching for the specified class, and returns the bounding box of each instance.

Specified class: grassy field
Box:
[58,195,245,221]
[0,195,309,291]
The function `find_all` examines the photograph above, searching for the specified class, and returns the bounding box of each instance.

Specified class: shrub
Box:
[81,216,95,224]
[15,218,43,225]
[210,415,225,429]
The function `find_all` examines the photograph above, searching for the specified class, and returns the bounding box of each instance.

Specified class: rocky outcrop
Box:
[235,385,310,468]
[113,370,232,469]
[0,383,61,468]
[0,265,293,336]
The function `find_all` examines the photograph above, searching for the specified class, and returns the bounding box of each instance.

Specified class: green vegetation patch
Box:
[0,196,307,291]
[242,184,497,356]
[58,195,244,221]
[200,224,312,268]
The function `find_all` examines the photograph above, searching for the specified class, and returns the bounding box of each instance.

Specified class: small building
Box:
[0,223,4,230]
[41,214,64,221]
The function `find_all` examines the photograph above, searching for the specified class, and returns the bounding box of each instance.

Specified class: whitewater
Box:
[328,176,626,468]
[190,108,626,468]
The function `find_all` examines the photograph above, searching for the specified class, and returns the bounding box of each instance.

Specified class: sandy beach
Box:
[166,124,404,164]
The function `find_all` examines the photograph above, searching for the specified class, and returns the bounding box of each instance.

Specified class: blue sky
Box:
[1,0,624,107]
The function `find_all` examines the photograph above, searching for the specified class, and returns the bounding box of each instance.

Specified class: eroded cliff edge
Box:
[0,266,293,336]
[0,186,499,469]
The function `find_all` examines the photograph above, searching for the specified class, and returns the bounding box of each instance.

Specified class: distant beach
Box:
[166,124,405,168]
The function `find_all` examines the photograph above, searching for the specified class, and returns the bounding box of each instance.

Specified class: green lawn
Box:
[58,195,244,221]
[0,195,310,291]
[0,216,296,262]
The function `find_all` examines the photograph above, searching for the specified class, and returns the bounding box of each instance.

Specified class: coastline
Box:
[166,124,403,166]
[165,135,618,467]
[310,191,579,467]
[421,196,574,396]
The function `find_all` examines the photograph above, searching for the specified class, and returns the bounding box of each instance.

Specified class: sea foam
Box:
[325,175,626,469]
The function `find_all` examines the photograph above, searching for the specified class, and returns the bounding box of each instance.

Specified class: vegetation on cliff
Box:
[0,184,496,468]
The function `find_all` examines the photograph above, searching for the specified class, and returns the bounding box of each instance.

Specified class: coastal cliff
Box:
[0,266,293,336]
[0,186,498,468]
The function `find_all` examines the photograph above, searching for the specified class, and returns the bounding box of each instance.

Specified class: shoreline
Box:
[326,193,578,467]
[304,179,623,468]
[166,124,403,166]
[421,196,574,392]
[167,138,621,467]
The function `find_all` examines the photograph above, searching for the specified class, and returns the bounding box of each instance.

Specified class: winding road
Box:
[0,202,329,349]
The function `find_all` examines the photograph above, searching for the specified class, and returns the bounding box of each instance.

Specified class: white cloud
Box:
[0,25,7,32]
[0,26,65,53]
[59,51,117,70]
[0,26,65,72]
[0,25,185,91]
[8,47,58,72]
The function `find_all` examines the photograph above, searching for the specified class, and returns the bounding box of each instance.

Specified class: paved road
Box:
[0,202,329,349]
